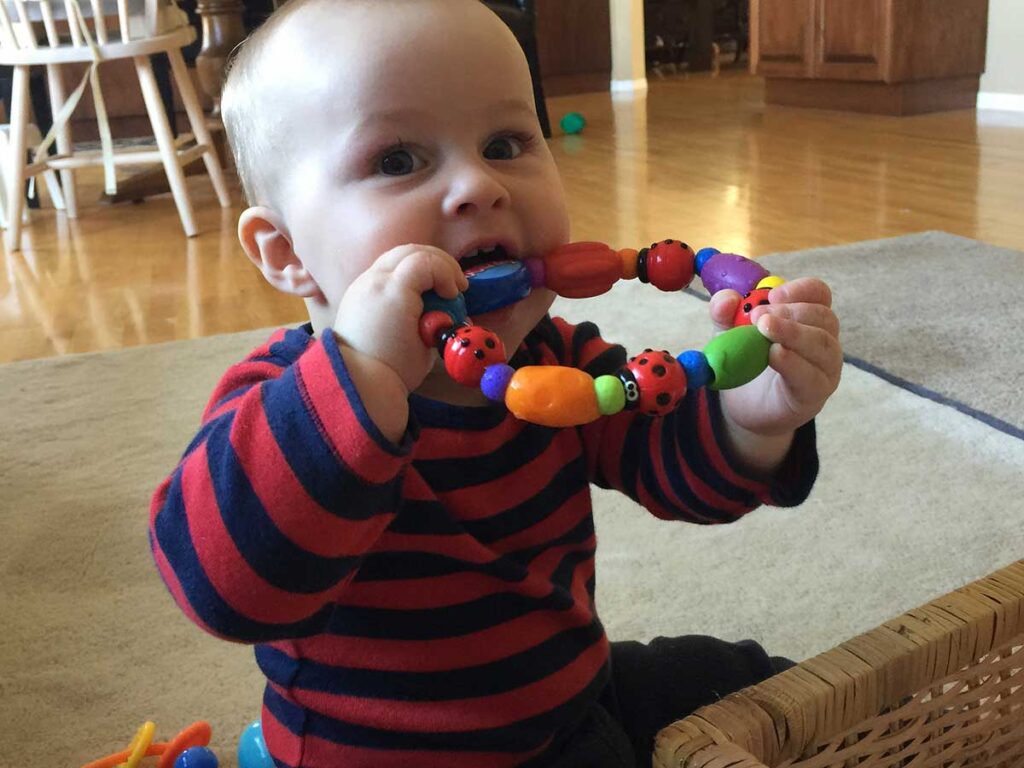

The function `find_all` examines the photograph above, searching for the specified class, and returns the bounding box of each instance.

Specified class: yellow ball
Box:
[756,275,786,290]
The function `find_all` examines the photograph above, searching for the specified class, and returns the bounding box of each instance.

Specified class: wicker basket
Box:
[654,560,1024,768]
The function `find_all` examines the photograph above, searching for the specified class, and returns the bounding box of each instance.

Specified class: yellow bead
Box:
[506,366,601,427]
[619,248,639,280]
[756,275,786,290]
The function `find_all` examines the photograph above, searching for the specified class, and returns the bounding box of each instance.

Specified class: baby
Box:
[149,1,842,766]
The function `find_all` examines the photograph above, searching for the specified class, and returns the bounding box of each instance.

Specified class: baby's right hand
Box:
[333,244,468,396]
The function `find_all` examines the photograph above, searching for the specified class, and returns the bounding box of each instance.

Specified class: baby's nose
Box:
[442,164,511,217]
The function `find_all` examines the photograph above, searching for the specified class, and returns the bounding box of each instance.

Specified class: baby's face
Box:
[273,1,570,341]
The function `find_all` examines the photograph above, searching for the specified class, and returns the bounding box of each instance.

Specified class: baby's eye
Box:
[379,147,422,176]
[483,135,527,161]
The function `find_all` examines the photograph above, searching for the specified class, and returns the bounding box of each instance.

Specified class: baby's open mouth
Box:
[460,245,515,276]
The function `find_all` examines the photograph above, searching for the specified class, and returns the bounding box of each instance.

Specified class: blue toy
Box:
[238,720,274,768]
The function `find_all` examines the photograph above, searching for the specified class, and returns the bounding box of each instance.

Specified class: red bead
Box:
[642,240,695,292]
[542,242,622,299]
[625,349,688,416]
[732,288,772,327]
[420,310,455,347]
[443,326,507,387]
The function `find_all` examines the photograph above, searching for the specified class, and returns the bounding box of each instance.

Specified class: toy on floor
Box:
[560,111,587,134]
[420,241,787,427]
[81,721,212,768]
[238,720,274,768]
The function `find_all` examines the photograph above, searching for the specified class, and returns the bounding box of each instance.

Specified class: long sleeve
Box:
[149,328,415,643]
[535,317,818,525]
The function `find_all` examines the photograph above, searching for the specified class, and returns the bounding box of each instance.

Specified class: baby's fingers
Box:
[757,314,843,384]
[709,289,742,333]
[750,301,840,339]
[390,247,467,299]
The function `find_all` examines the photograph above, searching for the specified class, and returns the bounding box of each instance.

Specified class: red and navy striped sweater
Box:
[149,316,817,767]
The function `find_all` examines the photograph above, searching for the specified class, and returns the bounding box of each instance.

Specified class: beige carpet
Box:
[2,233,1022,766]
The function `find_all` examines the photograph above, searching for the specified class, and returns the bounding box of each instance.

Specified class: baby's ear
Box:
[238,207,324,299]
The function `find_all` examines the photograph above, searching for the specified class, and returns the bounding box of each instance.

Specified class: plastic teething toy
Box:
[420,240,788,427]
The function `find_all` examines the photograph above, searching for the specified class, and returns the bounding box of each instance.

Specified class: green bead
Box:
[560,112,586,135]
[704,326,771,390]
[594,375,626,415]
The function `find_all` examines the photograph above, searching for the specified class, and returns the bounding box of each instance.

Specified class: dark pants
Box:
[535,635,795,768]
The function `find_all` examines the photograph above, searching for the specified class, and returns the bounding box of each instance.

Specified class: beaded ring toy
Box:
[419,240,787,428]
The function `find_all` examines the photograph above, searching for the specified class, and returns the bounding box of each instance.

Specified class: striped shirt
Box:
[149,316,817,767]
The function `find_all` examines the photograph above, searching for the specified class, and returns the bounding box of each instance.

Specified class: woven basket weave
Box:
[654,560,1024,768]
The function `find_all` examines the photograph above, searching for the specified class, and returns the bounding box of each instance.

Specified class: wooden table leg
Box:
[685,0,715,72]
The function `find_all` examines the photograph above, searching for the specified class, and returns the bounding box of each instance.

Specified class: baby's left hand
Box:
[710,277,842,437]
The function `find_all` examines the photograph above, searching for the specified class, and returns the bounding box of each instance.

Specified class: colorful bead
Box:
[756,275,786,290]
[506,366,601,427]
[733,287,772,327]
[421,291,467,326]
[443,326,507,387]
[695,247,720,274]
[420,310,455,347]
[625,349,688,416]
[618,248,639,280]
[524,258,546,288]
[481,363,515,402]
[594,375,626,415]
[676,350,713,390]
[704,326,771,390]
[699,252,769,296]
[542,242,622,299]
[638,240,696,292]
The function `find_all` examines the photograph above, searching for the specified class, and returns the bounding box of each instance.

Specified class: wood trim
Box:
[765,76,980,115]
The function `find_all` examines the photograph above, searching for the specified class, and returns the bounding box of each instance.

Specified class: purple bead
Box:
[481,364,515,402]
[524,258,546,289]
[700,253,769,296]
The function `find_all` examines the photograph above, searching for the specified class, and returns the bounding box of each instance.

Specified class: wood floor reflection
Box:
[3,71,1023,363]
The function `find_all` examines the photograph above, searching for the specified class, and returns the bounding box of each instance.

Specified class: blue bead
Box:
[238,720,274,768]
[175,747,218,768]
[695,247,720,276]
[481,364,515,402]
[421,291,467,326]
[677,350,713,389]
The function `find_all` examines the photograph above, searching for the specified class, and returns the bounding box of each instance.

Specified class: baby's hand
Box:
[710,277,842,438]
[334,244,469,395]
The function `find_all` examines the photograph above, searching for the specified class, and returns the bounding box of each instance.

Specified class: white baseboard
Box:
[610,78,649,97]
[977,91,1024,112]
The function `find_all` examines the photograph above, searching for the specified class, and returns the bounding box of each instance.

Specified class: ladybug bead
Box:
[637,240,696,292]
[443,326,507,387]
[624,349,688,416]
[733,287,772,327]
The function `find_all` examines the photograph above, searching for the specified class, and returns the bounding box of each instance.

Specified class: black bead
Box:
[653,364,666,376]
[637,248,650,283]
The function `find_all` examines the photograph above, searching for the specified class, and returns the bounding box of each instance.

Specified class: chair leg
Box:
[5,66,31,251]
[134,54,198,237]
[167,49,231,208]
[45,64,77,218]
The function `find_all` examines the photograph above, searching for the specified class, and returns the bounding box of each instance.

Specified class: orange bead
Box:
[506,366,601,427]
[618,248,639,280]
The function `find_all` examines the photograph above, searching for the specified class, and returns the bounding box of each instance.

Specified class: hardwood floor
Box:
[2,71,1023,363]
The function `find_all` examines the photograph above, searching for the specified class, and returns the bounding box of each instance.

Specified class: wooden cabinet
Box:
[535,0,612,96]
[751,0,989,114]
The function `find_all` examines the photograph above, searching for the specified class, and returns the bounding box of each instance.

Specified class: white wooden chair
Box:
[0,0,230,251]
